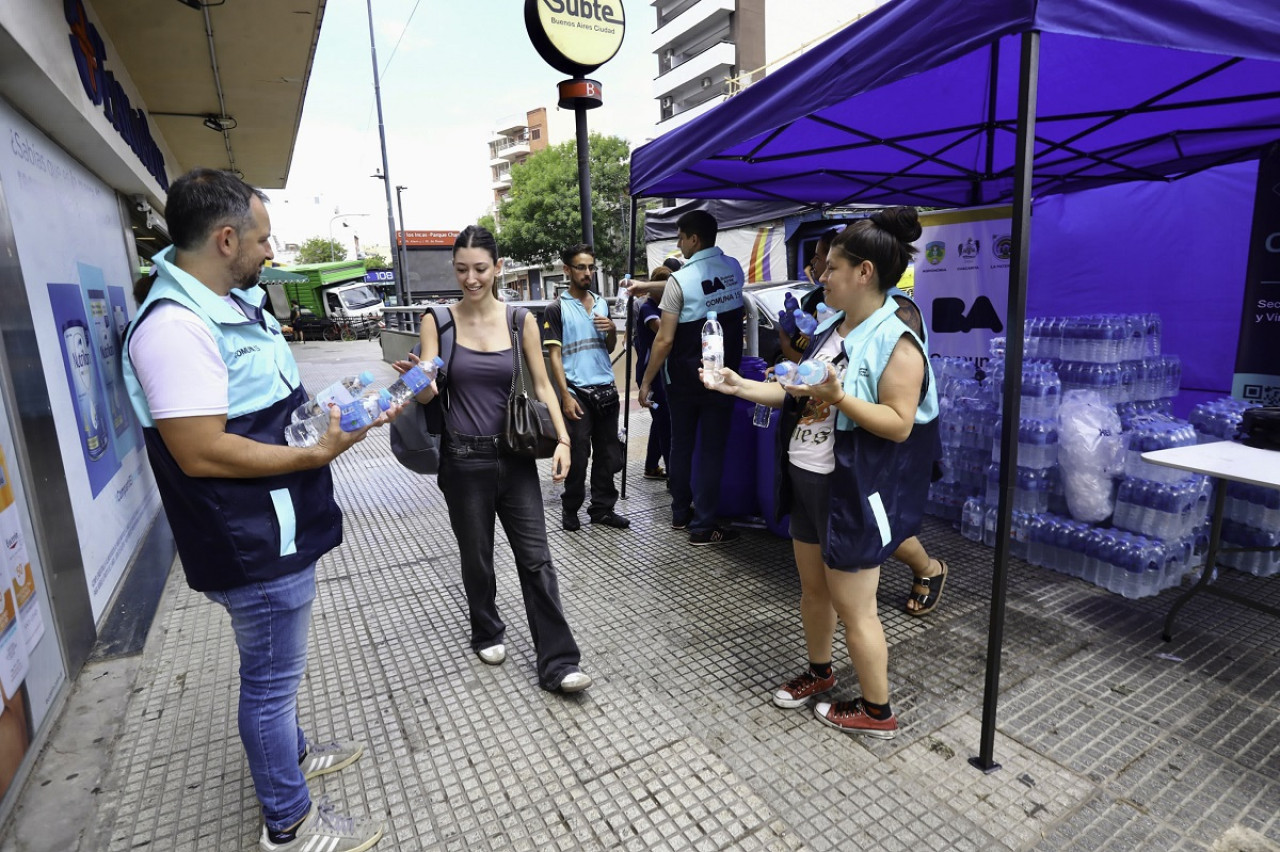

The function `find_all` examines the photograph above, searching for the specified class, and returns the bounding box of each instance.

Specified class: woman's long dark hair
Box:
[830,207,922,291]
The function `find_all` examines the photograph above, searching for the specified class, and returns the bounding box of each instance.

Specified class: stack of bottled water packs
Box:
[944,312,1229,599]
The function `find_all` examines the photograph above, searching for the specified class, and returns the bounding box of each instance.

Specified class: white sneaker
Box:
[477,644,506,665]
[557,671,592,693]
[259,796,384,851]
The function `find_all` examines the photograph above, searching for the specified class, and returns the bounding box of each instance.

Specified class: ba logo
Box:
[992,234,1012,261]
[957,238,980,261]
[701,277,726,296]
[931,297,1004,334]
[925,242,945,265]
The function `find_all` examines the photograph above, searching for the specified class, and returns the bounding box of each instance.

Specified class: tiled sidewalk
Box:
[5,339,1279,852]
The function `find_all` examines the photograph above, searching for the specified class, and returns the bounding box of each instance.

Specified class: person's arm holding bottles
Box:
[703,366,790,408]
[797,336,925,443]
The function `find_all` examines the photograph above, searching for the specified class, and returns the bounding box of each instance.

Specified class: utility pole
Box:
[395,185,410,304]
[365,0,404,306]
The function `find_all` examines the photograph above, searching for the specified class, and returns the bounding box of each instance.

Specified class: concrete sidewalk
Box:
[3,338,1279,852]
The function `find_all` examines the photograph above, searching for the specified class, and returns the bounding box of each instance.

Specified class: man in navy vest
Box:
[121,168,390,852]
[543,243,630,531]
[638,210,745,545]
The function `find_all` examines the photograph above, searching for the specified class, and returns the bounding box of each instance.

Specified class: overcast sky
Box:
[265,0,657,254]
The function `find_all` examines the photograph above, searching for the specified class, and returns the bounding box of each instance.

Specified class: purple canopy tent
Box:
[628,0,1280,770]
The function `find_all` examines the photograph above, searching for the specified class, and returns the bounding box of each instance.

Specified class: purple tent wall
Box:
[1027,160,1258,417]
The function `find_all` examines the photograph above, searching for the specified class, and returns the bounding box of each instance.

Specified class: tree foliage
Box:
[296,237,347,264]
[362,252,388,271]
[494,133,644,279]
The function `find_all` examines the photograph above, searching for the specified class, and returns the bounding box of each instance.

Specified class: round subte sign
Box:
[524,0,626,76]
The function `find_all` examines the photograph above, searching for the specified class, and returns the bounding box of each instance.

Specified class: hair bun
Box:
[872,207,922,245]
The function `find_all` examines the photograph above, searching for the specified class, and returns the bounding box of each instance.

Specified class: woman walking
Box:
[406,225,591,694]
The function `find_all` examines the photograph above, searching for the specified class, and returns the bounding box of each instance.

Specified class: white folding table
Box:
[1142,441,1280,641]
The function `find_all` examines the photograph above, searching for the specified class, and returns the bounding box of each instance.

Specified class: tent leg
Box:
[621,195,638,501]
[972,29,1039,775]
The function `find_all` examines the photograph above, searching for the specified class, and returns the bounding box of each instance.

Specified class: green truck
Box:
[262,261,385,340]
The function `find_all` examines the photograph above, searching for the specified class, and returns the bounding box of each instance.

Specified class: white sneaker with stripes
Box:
[300,739,364,781]
[259,796,383,852]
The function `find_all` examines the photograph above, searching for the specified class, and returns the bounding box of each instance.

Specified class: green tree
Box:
[362,252,388,271]
[296,237,346,264]
[494,133,643,280]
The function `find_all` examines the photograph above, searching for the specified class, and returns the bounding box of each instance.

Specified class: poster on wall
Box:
[0,99,159,622]
[914,208,1012,362]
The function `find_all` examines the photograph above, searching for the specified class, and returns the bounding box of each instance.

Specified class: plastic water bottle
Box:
[701,311,725,387]
[794,309,817,337]
[285,390,391,447]
[796,359,830,385]
[385,357,443,405]
[612,275,631,318]
[774,361,801,387]
[290,370,375,423]
[816,302,837,323]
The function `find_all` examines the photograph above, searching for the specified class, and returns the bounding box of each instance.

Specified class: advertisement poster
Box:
[1233,142,1280,406]
[0,98,159,621]
[0,448,44,655]
[914,208,1012,360]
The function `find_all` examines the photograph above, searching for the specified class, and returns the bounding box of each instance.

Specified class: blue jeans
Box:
[438,435,582,689]
[205,565,314,832]
[666,389,734,533]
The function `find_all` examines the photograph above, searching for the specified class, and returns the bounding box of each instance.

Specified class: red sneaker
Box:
[772,669,836,709]
[814,699,898,739]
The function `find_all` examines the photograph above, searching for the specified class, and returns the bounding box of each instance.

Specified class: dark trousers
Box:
[562,387,620,519]
[438,435,581,689]
[644,377,670,473]
[666,388,734,533]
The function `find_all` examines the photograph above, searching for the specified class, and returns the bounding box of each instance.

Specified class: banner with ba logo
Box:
[914,207,1012,360]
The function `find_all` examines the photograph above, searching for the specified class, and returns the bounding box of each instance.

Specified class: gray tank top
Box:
[444,343,514,436]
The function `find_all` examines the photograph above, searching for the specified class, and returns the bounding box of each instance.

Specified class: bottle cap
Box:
[358,370,375,384]
[707,310,717,320]
[431,355,444,366]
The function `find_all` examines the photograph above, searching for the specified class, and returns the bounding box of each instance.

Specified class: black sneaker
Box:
[689,527,740,546]
[671,514,691,531]
[643,467,667,480]
[562,512,581,532]
[590,511,630,529]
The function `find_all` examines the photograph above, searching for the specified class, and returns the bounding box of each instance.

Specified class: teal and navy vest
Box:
[549,291,614,387]
[121,246,342,592]
[666,246,745,393]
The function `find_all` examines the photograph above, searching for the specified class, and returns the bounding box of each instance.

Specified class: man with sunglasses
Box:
[543,244,630,532]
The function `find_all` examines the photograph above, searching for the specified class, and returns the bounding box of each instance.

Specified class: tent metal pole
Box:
[621,195,638,500]
[971,29,1039,775]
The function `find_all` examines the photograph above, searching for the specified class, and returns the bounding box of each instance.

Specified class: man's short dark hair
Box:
[561,243,595,265]
[166,168,268,251]
[662,257,683,272]
[676,210,717,246]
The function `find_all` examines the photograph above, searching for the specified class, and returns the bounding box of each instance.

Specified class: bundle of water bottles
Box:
[1024,313,1180,406]
[283,358,443,448]
[1183,395,1280,577]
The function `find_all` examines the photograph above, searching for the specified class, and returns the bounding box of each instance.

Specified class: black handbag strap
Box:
[507,305,532,401]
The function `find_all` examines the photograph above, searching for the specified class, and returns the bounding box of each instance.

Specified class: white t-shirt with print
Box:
[786,331,846,475]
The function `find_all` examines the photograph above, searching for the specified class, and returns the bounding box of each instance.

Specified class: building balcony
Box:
[653,40,734,100]
[654,0,733,47]
[491,172,512,191]
[658,92,728,131]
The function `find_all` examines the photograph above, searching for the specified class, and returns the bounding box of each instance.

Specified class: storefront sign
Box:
[525,0,626,76]
[1232,142,1280,406]
[65,0,168,190]
[399,230,459,247]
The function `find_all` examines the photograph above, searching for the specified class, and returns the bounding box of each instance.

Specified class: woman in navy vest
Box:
[404,225,592,695]
[705,208,939,739]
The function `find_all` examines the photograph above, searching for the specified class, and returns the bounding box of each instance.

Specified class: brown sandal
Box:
[905,560,948,616]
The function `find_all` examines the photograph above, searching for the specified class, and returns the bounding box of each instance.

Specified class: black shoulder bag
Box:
[499,306,558,458]
[388,307,455,474]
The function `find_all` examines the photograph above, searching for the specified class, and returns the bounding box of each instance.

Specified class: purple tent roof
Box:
[630,0,1280,205]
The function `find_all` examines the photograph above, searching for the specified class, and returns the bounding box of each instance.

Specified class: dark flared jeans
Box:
[437,434,581,689]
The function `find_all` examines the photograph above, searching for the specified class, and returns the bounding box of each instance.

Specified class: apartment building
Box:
[489,107,555,206]
[652,0,883,131]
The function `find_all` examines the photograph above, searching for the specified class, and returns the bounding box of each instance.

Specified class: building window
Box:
[531,128,541,140]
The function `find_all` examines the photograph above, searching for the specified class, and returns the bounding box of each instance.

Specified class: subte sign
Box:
[525,0,626,76]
